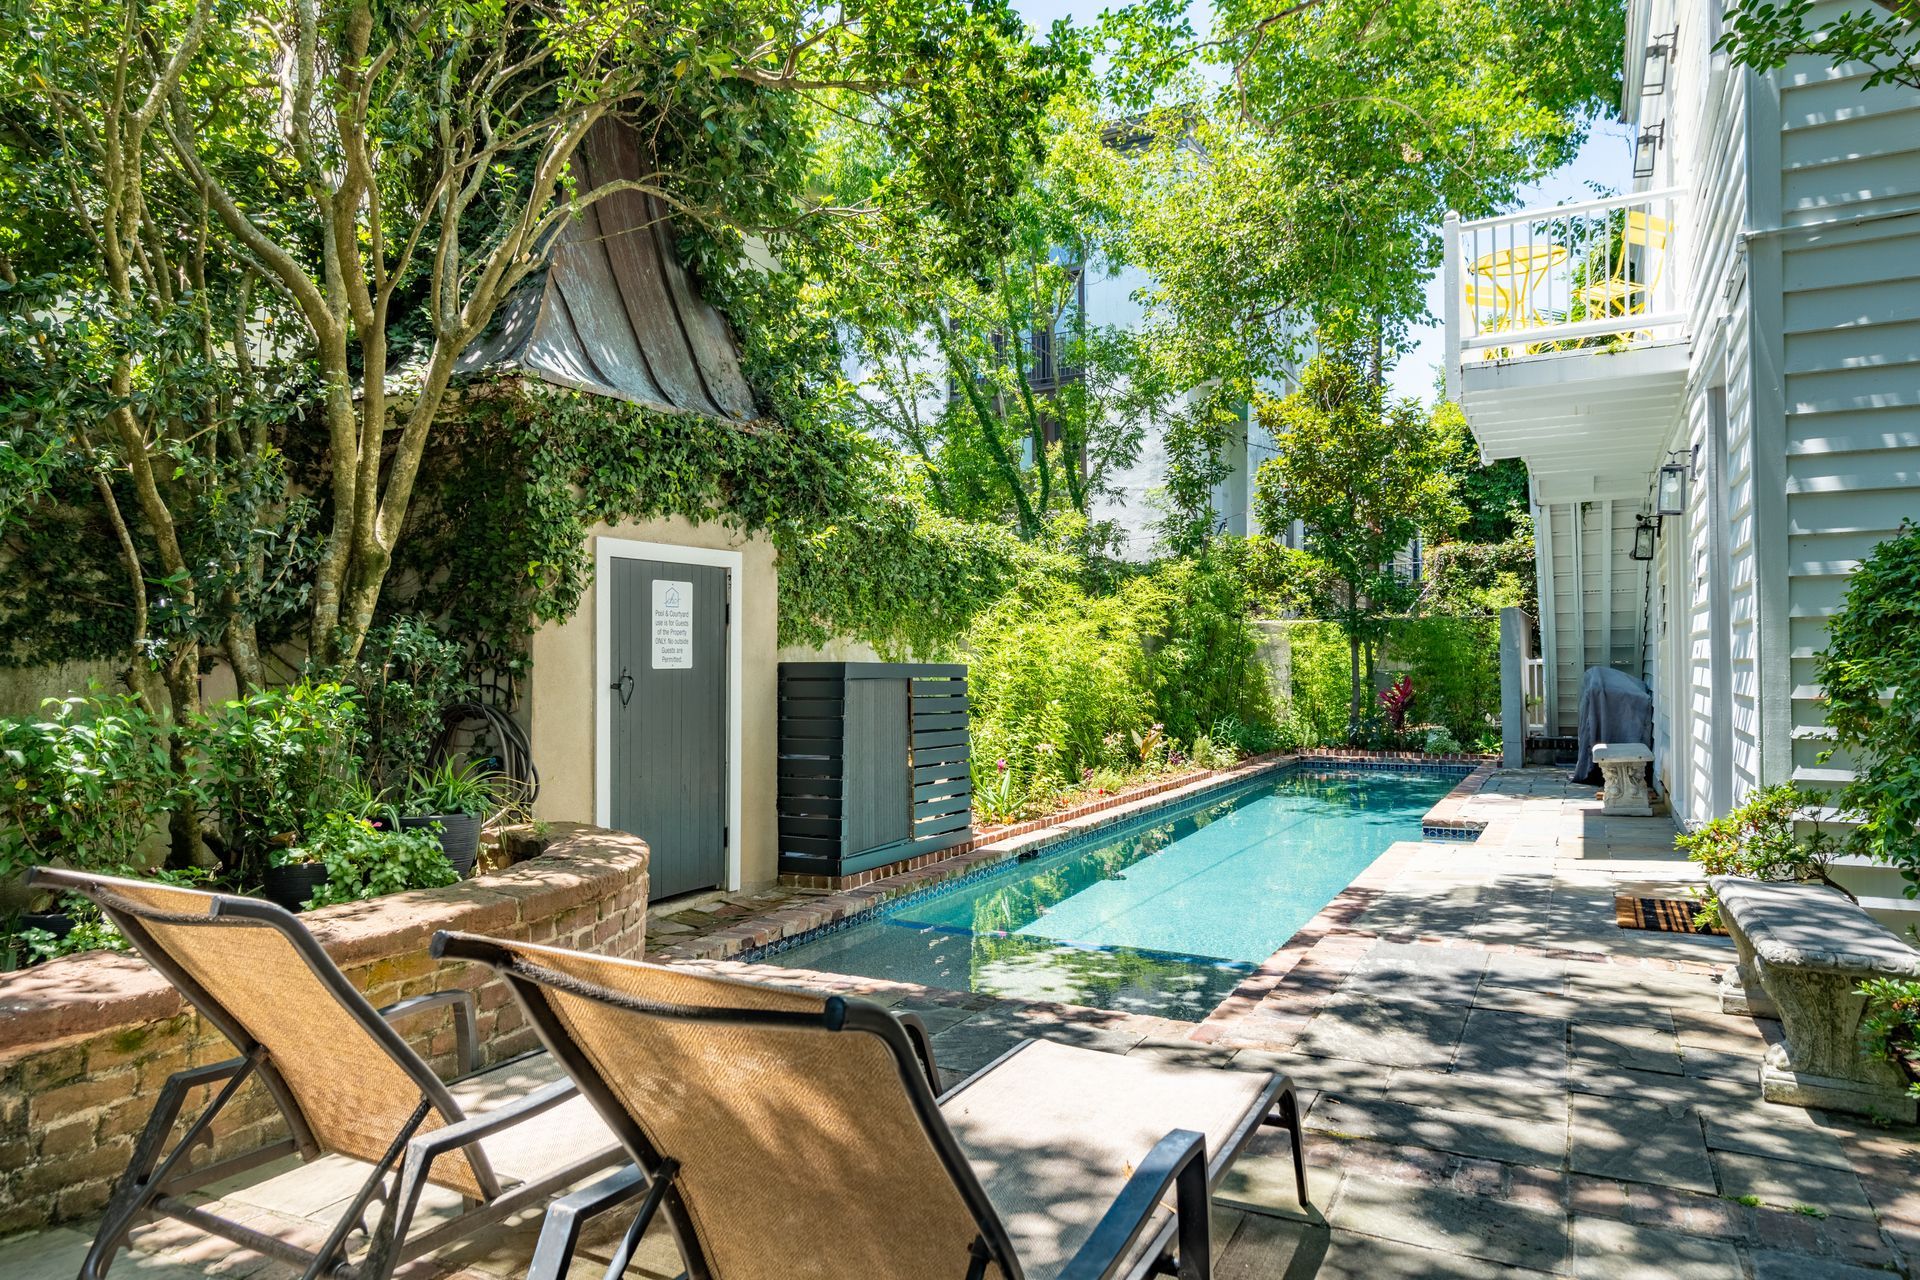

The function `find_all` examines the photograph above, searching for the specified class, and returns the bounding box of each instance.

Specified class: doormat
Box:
[1615,896,1725,936]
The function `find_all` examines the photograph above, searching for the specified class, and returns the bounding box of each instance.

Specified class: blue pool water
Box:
[766,767,1460,1017]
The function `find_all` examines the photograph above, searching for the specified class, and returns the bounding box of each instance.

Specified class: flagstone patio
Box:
[3,767,1915,1278]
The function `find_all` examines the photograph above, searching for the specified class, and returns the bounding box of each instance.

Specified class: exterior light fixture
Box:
[1631,514,1658,561]
[1656,453,1689,516]
[1642,29,1678,96]
[1633,122,1666,180]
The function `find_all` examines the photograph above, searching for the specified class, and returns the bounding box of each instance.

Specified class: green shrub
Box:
[1125,554,1278,742]
[1817,519,1920,894]
[1210,713,1296,756]
[963,551,1279,806]
[185,682,366,879]
[1284,622,1353,745]
[0,692,178,889]
[1857,977,1920,1099]
[1389,616,1499,745]
[965,581,1153,796]
[778,490,1072,659]
[1677,783,1846,929]
[299,813,458,908]
[1270,618,1497,750]
[346,618,472,790]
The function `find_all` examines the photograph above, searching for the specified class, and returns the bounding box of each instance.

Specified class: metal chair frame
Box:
[29,868,626,1280]
[435,931,1311,1280]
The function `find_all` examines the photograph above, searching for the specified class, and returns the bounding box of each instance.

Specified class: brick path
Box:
[5,767,1915,1278]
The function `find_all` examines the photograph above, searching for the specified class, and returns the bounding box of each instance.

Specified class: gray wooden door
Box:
[608,558,728,898]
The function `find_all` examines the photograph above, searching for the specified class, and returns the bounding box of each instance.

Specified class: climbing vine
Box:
[394,381,874,673]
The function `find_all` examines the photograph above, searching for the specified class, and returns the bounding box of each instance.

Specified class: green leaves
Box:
[299,813,457,909]
[1719,0,1920,92]
[182,682,367,880]
[1253,355,1464,735]
[1816,520,1920,894]
[1677,783,1847,929]
[0,693,181,885]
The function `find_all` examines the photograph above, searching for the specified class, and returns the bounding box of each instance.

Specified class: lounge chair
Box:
[29,868,626,1280]
[432,931,1311,1280]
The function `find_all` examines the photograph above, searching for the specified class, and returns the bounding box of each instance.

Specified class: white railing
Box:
[1444,188,1686,361]
[1524,657,1546,734]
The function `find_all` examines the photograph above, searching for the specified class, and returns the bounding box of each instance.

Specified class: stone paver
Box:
[11,767,1920,1279]
[1327,1171,1571,1272]
[1569,1216,1745,1279]
[1568,1093,1717,1193]
[1711,1148,1877,1220]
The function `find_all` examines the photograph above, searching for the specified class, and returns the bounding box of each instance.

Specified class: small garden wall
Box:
[0,823,648,1237]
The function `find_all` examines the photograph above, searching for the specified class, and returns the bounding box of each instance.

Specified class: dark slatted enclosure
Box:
[778,663,973,879]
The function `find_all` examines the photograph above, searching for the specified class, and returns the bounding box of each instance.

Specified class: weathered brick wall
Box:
[0,823,647,1236]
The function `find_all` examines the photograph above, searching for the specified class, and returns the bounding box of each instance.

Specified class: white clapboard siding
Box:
[1539,500,1647,734]
[1772,27,1920,793]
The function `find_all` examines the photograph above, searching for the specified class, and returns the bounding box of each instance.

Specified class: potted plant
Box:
[400,760,501,877]
[262,844,331,912]
[300,813,457,907]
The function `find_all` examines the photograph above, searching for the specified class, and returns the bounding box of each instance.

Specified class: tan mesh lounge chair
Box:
[30,868,626,1280]
[432,931,1310,1280]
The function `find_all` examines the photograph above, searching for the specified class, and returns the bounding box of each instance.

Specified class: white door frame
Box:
[593,536,744,892]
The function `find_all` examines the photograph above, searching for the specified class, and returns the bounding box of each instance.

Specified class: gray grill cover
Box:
[1570,666,1653,786]
[455,120,756,422]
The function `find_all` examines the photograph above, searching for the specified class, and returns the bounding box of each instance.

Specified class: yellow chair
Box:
[1581,210,1671,319]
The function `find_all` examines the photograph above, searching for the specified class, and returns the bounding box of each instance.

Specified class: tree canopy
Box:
[1719,0,1920,91]
[0,0,1074,688]
[1253,356,1464,733]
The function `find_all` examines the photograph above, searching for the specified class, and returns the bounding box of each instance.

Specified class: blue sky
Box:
[1007,0,1634,404]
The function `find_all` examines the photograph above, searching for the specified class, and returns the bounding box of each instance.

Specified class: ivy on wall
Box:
[394,381,869,671]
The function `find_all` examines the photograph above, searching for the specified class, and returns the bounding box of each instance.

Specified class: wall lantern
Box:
[1633,122,1666,180]
[1642,29,1678,97]
[1656,451,1691,516]
[1631,513,1658,561]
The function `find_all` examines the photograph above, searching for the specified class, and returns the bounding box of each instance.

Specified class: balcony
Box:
[1444,189,1692,504]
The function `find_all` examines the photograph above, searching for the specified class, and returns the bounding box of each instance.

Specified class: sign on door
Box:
[652,579,694,669]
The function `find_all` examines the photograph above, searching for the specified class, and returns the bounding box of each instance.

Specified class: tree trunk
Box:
[161,651,215,871]
[1345,579,1365,742]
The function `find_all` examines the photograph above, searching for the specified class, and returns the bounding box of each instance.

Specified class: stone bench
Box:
[1592,742,1653,815]
[1711,874,1920,1121]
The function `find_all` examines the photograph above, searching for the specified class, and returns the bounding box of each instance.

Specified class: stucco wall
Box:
[526,515,780,889]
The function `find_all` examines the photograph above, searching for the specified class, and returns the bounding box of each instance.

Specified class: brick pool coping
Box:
[651,750,1497,974]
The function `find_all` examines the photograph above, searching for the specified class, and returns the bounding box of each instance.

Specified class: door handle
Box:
[612,668,635,707]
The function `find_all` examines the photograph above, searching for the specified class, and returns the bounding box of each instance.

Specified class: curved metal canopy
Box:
[455,120,757,423]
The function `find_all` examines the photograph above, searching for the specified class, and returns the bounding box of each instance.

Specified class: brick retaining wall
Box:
[0,823,648,1236]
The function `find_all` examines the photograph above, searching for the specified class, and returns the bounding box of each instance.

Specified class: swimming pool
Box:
[762,765,1462,1017]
